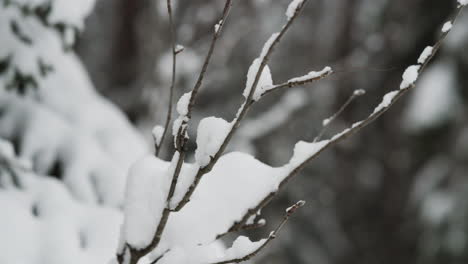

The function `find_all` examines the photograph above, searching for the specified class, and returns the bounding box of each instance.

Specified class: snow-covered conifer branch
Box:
[155,0,178,157]
[210,201,305,264]
[227,4,466,234]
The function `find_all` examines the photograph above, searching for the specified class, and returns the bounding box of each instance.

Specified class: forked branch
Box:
[211,201,305,264]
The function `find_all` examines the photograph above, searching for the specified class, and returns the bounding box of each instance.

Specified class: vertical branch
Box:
[156,0,177,157]
[173,0,233,152]
[186,0,233,118]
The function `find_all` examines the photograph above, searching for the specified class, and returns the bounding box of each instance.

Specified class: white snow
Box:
[172,91,193,141]
[372,90,399,114]
[176,91,192,116]
[159,152,283,249]
[48,0,96,29]
[152,125,165,147]
[288,140,330,167]
[400,65,420,89]
[221,236,267,261]
[286,200,306,213]
[0,153,122,264]
[288,66,332,83]
[322,118,331,127]
[175,44,184,53]
[168,162,199,209]
[0,0,97,91]
[122,156,170,249]
[195,117,232,167]
[353,89,366,96]
[0,67,147,207]
[417,46,433,64]
[260,32,280,60]
[286,0,305,20]
[0,138,15,159]
[442,21,453,33]
[243,58,273,101]
[214,20,223,33]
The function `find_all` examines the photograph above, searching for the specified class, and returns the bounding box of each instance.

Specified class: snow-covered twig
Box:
[156,0,178,157]
[116,2,234,264]
[211,201,305,264]
[260,66,333,97]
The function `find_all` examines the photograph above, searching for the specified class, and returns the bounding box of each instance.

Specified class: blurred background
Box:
[76,1,468,263]
[2,0,468,263]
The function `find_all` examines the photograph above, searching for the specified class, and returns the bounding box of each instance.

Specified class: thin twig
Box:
[174,0,234,152]
[186,0,233,118]
[211,200,305,264]
[156,0,178,157]
[314,88,365,142]
[261,68,333,97]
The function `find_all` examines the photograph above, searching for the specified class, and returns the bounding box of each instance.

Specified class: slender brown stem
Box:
[173,0,234,152]
[156,0,177,157]
[314,89,365,142]
[186,0,233,119]
[210,201,305,264]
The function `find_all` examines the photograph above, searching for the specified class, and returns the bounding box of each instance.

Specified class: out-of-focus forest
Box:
[1,0,468,263]
[77,1,468,264]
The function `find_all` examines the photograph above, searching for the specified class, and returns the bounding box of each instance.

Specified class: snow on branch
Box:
[172,0,233,152]
[115,2,466,264]
[171,0,310,214]
[210,201,305,264]
[258,66,333,98]
[116,1,234,263]
[226,4,467,234]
